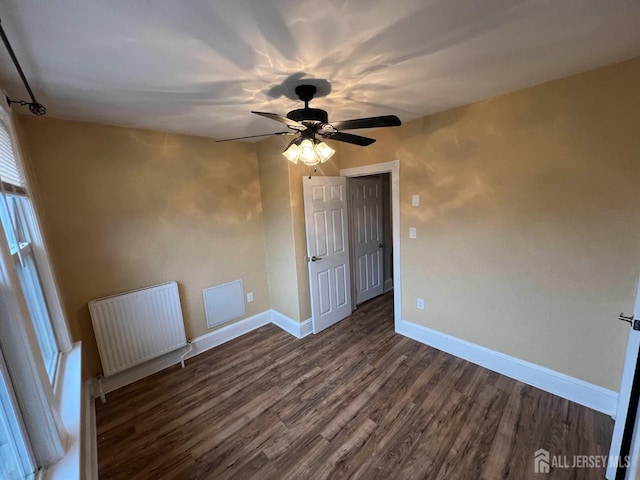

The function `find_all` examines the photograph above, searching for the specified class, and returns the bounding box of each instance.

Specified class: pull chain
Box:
[308,166,318,179]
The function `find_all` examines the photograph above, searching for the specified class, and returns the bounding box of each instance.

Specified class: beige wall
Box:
[257,136,300,320]
[19,117,271,377]
[257,135,340,322]
[338,57,640,390]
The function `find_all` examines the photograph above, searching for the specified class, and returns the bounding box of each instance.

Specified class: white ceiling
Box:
[0,0,639,141]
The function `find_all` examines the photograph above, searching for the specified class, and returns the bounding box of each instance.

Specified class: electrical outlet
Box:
[409,227,417,239]
[412,194,420,207]
[417,298,425,310]
[247,292,254,303]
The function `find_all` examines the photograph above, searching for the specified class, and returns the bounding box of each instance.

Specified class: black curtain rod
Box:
[0,17,46,115]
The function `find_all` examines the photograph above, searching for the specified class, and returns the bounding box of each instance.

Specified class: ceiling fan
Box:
[217,84,401,165]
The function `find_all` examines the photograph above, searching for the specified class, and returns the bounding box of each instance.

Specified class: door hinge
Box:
[619,313,640,331]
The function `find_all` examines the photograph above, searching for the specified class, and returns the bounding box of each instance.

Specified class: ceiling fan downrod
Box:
[287,85,328,124]
[0,17,46,116]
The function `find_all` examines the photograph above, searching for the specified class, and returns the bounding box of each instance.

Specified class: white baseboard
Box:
[190,310,272,356]
[84,379,98,480]
[300,317,313,337]
[271,310,313,338]
[396,319,618,416]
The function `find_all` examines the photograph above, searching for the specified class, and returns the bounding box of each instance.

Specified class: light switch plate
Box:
[412,194,420,207]
[409,227,417,239]
[417,298,425,310]
[247,292,254,302]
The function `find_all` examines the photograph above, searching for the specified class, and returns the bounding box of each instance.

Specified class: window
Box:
[0,353,35,480]
[0,104,72,479]
[0,194,59,379]
[0,117,59,381]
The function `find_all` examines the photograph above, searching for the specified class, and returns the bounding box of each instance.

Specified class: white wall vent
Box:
[203,279,245,328]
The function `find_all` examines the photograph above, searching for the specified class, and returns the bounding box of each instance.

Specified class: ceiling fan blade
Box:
[330,115,401,131]
[322,132,376,146]
[215,131,296,143]
[251,111,306,130]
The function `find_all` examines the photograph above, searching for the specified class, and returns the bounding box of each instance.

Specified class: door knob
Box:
[311,256,322,262]
[378,243,383,248]
[619,313,640,330]
[619,313,634,323]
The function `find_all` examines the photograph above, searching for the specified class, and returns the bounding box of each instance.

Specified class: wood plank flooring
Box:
[96,292,614,479]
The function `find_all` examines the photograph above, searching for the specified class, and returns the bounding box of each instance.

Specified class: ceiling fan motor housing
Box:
[287,107,328,124]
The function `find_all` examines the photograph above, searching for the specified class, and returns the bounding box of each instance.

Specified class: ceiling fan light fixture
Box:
[315,141,335,163]
[298,139,318,165]
[283,141,300,164]
[282,138,335,166]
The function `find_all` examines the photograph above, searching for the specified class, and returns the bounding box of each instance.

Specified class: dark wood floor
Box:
[96,292,613,479]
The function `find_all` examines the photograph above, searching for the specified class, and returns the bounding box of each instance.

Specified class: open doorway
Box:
[348,173,393,307]
[341,160,402,328]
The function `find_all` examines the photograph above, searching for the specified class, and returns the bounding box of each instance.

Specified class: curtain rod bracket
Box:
[5,96,46,116]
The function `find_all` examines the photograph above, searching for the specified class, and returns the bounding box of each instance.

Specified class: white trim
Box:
[83,380,98,480]
[341,160,401,328]
[271,310,312,339]
[21,199,73,354]
[396,319,618,416]
[299,317,313,338]
[43,343,82,480]
[190,310,271,356]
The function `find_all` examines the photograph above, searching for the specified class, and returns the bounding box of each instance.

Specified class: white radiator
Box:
[89,281,187,377]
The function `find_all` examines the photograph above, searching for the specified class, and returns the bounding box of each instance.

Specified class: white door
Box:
[303,176,352,334]
[352,176,384,305]
[608,278,640,479]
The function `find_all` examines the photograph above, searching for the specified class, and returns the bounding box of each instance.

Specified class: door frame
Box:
[340,160,402,328]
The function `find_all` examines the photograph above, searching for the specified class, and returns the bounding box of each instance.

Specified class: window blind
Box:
[0,119,26,195]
